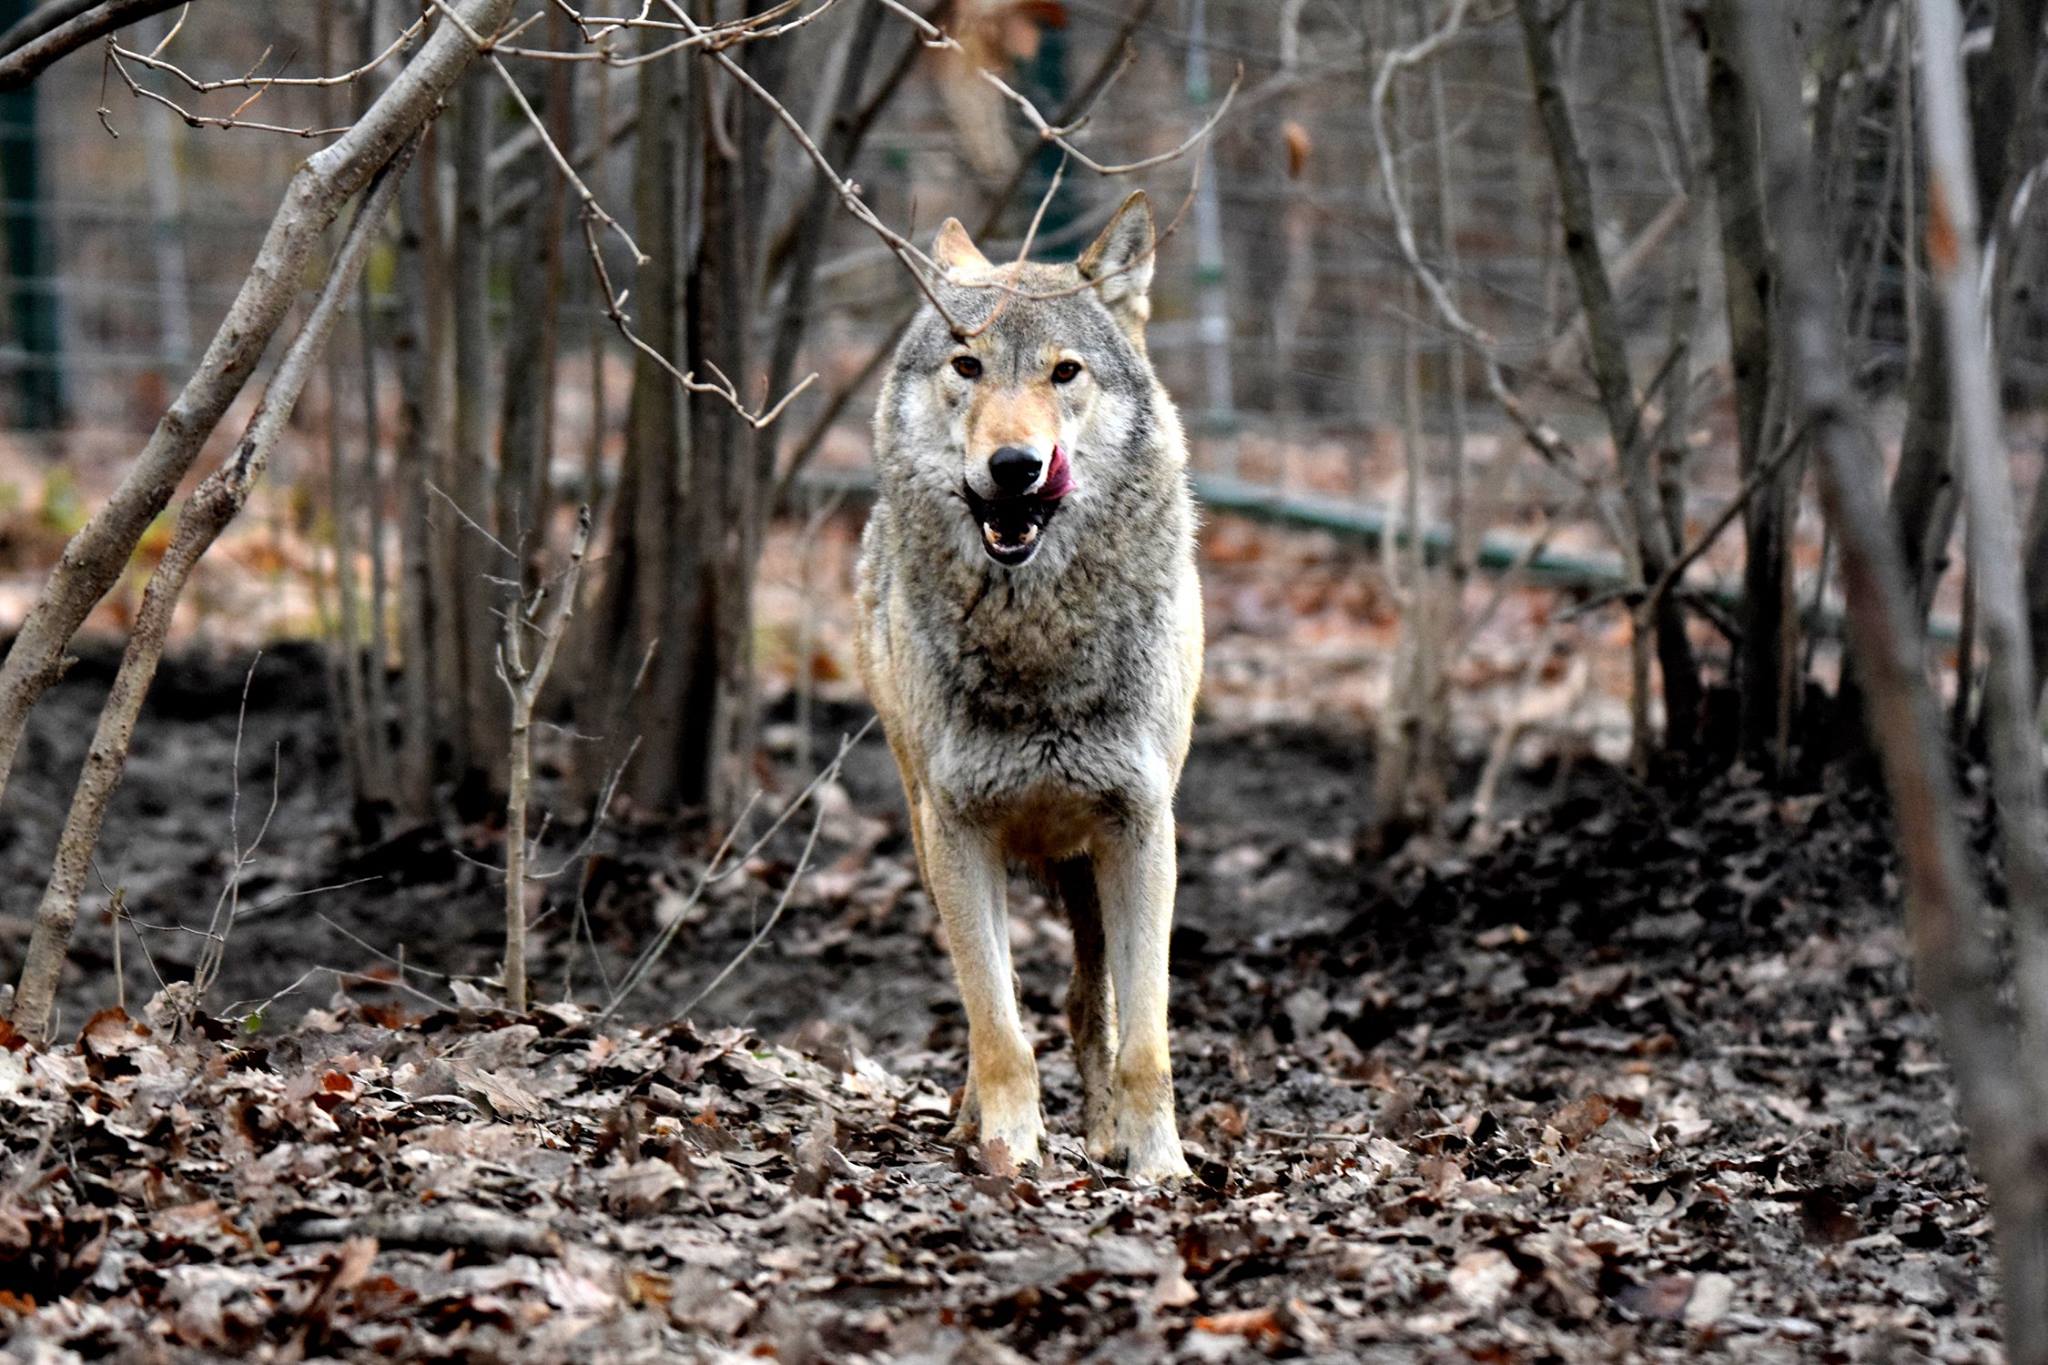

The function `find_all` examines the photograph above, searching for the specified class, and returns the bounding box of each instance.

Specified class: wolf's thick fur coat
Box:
[856,195,1202,1181]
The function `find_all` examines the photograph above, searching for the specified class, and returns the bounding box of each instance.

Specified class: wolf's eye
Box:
[1051,359,1083,385]
[951,355,983,380]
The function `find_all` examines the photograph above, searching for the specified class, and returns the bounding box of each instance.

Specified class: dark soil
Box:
[0,645,1999,1361]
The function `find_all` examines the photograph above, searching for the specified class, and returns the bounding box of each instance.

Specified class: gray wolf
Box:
[856,192,1202,1182]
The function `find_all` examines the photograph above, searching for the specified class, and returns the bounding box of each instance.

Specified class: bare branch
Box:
[101,40,355,138]
[0,0,519,803]
[1368,0,1588,483]
[497,505,594,1010]
[506,0,840,63]
[599,718,876,1024]
[109,12,426,92]
[0,0,188,90]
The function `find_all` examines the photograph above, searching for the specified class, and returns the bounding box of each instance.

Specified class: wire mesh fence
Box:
[0,0,2034,507]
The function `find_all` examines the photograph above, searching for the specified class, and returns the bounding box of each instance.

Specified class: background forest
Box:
[2,0,2048,1359]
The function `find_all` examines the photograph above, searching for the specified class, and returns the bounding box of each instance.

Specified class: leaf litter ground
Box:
[0,648,2002,1361]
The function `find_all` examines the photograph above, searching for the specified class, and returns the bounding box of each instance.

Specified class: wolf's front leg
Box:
[1097,812,1192,1182]
[919,801,1044,1166]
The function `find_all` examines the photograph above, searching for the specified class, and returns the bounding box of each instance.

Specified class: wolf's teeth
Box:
[1017,523,1039,545]
[982,522,1001,547]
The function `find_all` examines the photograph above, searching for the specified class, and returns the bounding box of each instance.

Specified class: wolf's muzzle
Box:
[964,445,1072,567]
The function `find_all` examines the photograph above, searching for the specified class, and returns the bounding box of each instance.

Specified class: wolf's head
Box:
[876,191,1169,570]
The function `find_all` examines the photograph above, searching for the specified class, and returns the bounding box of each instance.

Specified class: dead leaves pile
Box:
[0,763,2010,1362]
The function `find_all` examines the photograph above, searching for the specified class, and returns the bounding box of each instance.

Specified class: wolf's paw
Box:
[1109,1105,1191,1183]
[977,1109,1046,1168]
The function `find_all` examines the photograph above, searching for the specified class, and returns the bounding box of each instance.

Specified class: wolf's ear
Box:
[933,218,991,277]
[1078,191,1156,338]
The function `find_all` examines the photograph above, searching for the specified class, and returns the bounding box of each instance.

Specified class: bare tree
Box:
[1737,3,2048,1356]
[1915,0,2048,1066]
[1516,0,1700,762]
[1897,0,2047,628]
[0,0,518,806]
[498,507,593,1011]
[1702,0,1795,766]
[12,146,416,1038]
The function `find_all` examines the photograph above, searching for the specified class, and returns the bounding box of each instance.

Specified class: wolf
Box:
[856,192,1202,1182]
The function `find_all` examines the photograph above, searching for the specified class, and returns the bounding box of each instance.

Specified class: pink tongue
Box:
[1039,444,1072,499]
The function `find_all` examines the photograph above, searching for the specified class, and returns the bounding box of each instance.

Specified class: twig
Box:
[674,786,828,1018]
[270,1206,564,1257]
[599,718,875,1024]
[1368,0,1589,485]
[109,13,425,92]
[578,213,815,427]
[506,0,839,62]
[495,505,594,1010]
[874,0,1239,176]
[190,655,281,1006]
[1639,417,1811,619]
[101,41,354,139]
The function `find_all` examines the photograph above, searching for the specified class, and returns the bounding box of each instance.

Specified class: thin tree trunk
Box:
[500,506,591,1011]
[1915,0,2048,1072]
[451,64,501,790]
[581,64,613,523]
[1737,6,2048,1356]
[584,25,684,809]
[12,148,413,1038]
[394,125,447,820]
[0,0,513,807]
[1516,0,1700,755]
[1899,0,2046,622]
[495,7,572,568]
[1703,0,1789,764]
[323,0,370,808]
[356,0,395,808]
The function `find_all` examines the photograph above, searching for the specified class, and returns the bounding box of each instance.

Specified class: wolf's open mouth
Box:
[963,446,1071,566]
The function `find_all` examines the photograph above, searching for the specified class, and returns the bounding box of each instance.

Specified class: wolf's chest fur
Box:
[874,492,1190,826]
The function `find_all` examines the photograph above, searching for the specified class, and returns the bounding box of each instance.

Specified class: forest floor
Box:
[0,645,2003,1363]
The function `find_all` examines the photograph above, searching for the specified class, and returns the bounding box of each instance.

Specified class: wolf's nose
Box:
[989,445,1043,494]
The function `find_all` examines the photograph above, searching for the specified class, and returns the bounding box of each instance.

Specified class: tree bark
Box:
[580,24,685,809]
[0,0,188,89]
[0,0,515,807]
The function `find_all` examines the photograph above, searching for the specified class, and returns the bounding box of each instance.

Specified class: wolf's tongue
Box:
[1039,444,1072,500]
